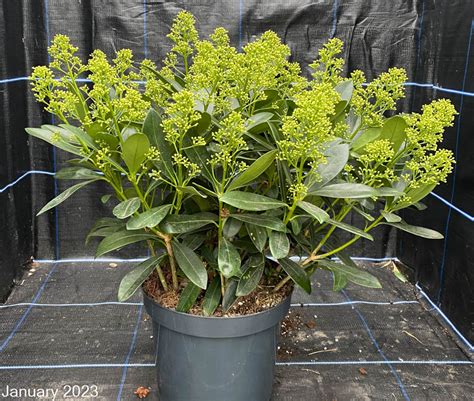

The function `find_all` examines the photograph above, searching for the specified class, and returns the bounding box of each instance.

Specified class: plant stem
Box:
[164,237,179,291]
[147,241,169,291]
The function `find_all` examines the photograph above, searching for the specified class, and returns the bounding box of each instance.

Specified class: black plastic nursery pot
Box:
[143,291,291,401]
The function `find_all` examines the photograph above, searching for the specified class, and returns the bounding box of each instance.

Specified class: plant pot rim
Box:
[142,289,291,338]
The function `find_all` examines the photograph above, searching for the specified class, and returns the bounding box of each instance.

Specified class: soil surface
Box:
[143,270,292,317]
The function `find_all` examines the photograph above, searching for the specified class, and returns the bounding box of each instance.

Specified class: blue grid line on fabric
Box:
[0,360,470,370]
[0,299,418,309]
[430,192,474,221]
[330,0,339,38]
[0,263,58,353]
[341,289,411,401]
[116,304,144,401]
[143,0,148,58]
[239,0,243,50]
[437,20,474,303]
[0,170,55,193]
[3,74,474,97]
[416,283,474,351]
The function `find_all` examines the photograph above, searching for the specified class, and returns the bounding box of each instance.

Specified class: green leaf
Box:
[232,214,286,232]
[353,206,374,221]
[236,255,265,296]
[269,231,290,259]
[332,270,348,291]
[379,115,407,152]
[161,212,218,234]
[327,219,374,241]
[278,257,311,294]
[172,240,208,289]
[183,136,215,184]
[309,183,376,198]
[227,150,278,191]
[297,201,329,223]
[122,134,150,173]
[335,80,354,102]
[318,260,381,288]
[374,187,404,197]
[222,279,238,312]
[101,194,112,204]
[202,276,222,316]
[55,167,103,180]
[118,255,165,301]
[37,179,100,216]
[96,230,155,257]
[220,191,287,211]
[223,218,243,238]
[246,112,274,132]
[86,225,124,245]
[382,222,444,239]
[25,127,83,156]
[126,204,172,230]
[143,109,175,180]
[176,281,202,313]
[381,210,402,223]
[351,127,382,151]
[218,238,241,278]
[312,142,350,187]
[245,223,267,252]
[113,197,141,219]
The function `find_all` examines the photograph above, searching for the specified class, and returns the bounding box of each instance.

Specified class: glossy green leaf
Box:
[278,257,311,294]
[218,238,241,278]
[176,281,202,313]
[172,240,208,289]
[37,179,100,216]
[118,255,165,301]
[202,276,222,316]
[309,183,376,198]
[220,191,287,211]
[374,187,404,197]
[161,212,218,234]
[332,270,348,291]
[297,201,329,223]
[113,197,141,219]
[55,167,103,180]
[227,150,278,191]
[245,223,267,252]
[126,204,172,230]
[25,127,83,156]
[269,231,290,259]
[353,206,374,221]
[382,222,443,239]
[246,112,274,131]
[143,109,175,180]
[232,214,286,232]
[318,260,381,288]
[351,127,382,151]
[328,219,374,241]
[96,230,154,257]
[236,255,265,296]
[313,142,350,187]
[335,80,354,102]
[381,210,402,223]
[223,218,243,238]
[122,134,150,173]
[222,279,238,312]
[379,115,407,152]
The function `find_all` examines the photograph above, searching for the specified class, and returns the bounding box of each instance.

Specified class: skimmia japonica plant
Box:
[27,12,455,315]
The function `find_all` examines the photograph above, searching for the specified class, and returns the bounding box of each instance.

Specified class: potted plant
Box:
[27,11,455,401]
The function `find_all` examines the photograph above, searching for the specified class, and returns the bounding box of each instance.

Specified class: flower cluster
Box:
[310,38,345,86]
[351,67,407,127]
[278,83,340,171]
[208,112,247,172]
[357,139,395,187]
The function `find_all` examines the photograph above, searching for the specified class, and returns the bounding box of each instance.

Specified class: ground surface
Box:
[0,260,472,400]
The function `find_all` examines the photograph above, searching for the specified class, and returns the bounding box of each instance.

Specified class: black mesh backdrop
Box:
[0,1,472,341]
